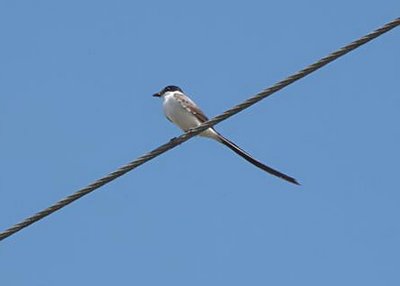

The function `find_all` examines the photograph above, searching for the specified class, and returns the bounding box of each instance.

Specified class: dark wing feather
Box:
[174,93,209,123]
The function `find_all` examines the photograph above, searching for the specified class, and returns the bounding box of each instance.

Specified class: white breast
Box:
[162,92,219,140]
[162,93,202,131]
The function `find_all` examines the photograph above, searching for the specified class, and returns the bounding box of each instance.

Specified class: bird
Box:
[153,85,299,185]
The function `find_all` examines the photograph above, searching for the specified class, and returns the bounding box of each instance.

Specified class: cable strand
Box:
[1,18,398,242]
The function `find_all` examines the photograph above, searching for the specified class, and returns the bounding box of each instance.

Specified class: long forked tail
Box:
[216,134,300,185]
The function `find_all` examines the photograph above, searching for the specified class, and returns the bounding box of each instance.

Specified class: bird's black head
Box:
[153,85,183,97]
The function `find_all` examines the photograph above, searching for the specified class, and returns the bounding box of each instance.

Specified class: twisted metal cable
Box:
[1,18,399,242]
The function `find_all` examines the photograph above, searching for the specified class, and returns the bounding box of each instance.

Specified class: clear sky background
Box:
[1,1,399,285]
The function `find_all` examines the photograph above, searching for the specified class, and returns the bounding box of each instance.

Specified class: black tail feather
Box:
[217,134,300,185]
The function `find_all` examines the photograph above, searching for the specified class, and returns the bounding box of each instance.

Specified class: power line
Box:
[1,18,399,242]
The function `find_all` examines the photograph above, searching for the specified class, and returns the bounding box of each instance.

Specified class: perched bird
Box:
[153,85,299,185]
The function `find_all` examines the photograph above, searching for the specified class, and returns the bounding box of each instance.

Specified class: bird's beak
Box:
[153,92,161,97]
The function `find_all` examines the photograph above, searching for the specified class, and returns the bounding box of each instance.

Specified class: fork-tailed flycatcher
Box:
[153,85,299,185]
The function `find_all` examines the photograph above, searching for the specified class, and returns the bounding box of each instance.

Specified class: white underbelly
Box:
[163,95,218,139]
[163,97,200,130]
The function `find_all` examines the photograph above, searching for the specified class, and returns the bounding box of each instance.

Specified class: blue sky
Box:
[1,1,399,285]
